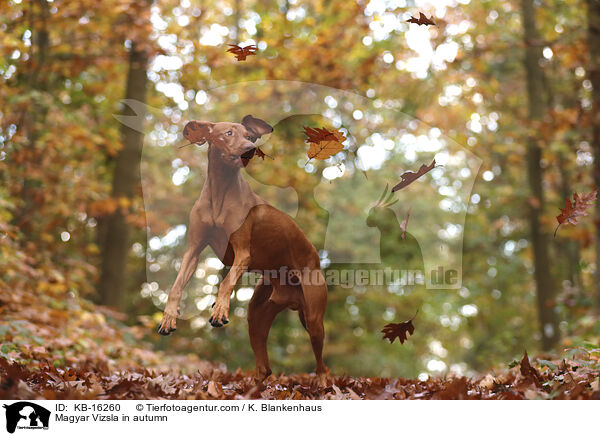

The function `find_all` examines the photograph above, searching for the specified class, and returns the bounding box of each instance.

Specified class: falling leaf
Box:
[307,134,345,160]
[227,44,257,61]
[304,127,346,162]
[381,310,418,344]
[406,12,436,26]
[399,208,411,240]
[391,160,437,192]
[303,126,338,144]
[554,191,597,237]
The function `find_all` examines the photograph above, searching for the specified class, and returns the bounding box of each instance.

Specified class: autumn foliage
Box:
[3,285,598,400]
[3,0,600,403]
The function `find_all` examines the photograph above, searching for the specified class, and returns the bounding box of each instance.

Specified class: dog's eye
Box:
[225,130,233,136]
[246,136,252,140]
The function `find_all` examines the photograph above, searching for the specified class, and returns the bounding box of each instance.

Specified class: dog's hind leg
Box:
[298,270,328,379]
[247,277,285,379]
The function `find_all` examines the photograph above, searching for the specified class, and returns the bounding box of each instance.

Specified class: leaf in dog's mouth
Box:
[239,148,256,167]
[237,147,272,165]
[240,148,256,160]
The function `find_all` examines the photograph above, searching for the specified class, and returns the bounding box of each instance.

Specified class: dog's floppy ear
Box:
[183,121,214,145]
[241,115,273,141]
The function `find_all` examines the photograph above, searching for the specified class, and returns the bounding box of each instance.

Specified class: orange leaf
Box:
[304,128,346,161]
[554,191,597,237]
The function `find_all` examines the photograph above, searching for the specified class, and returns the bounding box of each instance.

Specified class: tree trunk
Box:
[520,0,559,349]
[557,153,582,289]
[16,0,50,233]
[587,0,600,310]
[97,45,148,307]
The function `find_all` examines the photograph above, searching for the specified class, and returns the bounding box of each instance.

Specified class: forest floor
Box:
[1,287,599,400]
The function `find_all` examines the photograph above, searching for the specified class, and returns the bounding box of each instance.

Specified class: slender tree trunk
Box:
[16,0,50,233]
[520,0,559,349]
[557,153,582,289]
[587,0,600,310]
[97,45,148,307]
[545,64,583,291]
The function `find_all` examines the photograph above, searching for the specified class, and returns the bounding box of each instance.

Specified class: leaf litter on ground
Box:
[2,286,599,400]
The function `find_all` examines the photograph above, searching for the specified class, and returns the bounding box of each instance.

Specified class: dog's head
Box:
[182,115,273,168]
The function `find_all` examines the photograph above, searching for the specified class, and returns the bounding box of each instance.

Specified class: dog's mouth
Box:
[239,147,256,166]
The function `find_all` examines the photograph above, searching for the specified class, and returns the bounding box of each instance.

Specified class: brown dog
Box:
[158,115,328,379]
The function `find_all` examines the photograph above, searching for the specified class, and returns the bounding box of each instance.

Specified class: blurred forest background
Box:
[2,0,600,381]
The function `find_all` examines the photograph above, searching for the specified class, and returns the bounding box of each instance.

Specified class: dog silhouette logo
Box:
[2,402,50,433]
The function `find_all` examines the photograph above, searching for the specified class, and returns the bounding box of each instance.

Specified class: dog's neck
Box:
[205,146,258,218]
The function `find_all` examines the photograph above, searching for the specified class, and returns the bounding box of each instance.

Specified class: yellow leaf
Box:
[307,131,346,160]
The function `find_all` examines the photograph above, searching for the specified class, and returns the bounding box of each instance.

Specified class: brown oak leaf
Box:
[406,12,436,26]
[392,160,437,192]
[381,310,418,344]
[554,191,597,237]
[303,126,338,144]
[227,44,257,61]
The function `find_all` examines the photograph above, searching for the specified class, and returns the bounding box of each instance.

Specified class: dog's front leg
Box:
[158,208,209,335]
[209,232,250,327]
[209,255,249,327]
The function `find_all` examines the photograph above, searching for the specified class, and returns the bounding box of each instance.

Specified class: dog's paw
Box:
[157,312,177,336]
[208,315,229,328]
[316,372,330,389]
[209,303,230,327]
[252,367,272,384]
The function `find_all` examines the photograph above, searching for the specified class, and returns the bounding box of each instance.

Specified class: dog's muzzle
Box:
[240,147,256,166]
